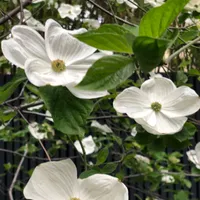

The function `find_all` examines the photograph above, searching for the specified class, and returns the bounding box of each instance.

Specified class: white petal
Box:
[187,150,200,168]
[113,87,152,118]
[28,122,47,140]
[141,76,176,102]
[45,19,96,64]
[67,52,107,85]
[91,120,113,134]
[74,135,96,155]
[67,28,87,35]
[135,113,187,135]
[25,58,54,86]
[162,86,200,118]
[78,174,128,200]
[24,159,78,200]
[67,84,108,99]
[1,39,27,68]
[195,142,200,163]
[11,25,48,62]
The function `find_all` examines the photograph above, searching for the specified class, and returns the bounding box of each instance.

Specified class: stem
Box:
[77,135,87,170]
[8,148,27,200]
[166,36,200,64]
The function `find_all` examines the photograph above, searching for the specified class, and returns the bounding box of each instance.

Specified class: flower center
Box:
[51,59,66,72]
[71,198,80,200]
[151,102,162,112]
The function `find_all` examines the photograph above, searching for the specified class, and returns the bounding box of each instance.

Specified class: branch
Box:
[0,0,32,25]
[87,0,136,26]
[8,148,27,200]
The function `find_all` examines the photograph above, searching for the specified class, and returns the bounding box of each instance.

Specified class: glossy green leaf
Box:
[0,69,26,104]
[133,36,169,72]
[76,24,135,53]
[96,147,109,165]
[39,86,93,135]
[139,0,189,38]
[77,55,135,91]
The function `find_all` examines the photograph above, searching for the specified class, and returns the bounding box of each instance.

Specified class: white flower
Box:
[117,0,138,9]
[24,159,129,200]
[161,170,175,183]
[144,0,164,7]
[131,127,137,137]
[28,122,47,140]
[161,175,175,183]
[58,3,82,20]
[91,120,113,135]
[45,110,53,122]
[83,19,100,29]
[135,154,150,164]
[74,135,97,155]
[1,19,108,99]
[113,74,200,135]
[187,142,200,169]
[185,0,200,13]
[17,9,45,32]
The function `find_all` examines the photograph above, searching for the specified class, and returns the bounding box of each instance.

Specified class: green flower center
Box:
[51,59,66,72]
[71,198,80,200]
[151,102,162,112]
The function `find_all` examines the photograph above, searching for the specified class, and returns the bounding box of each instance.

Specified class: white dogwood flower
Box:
[113,74,200,135]
[1,19,108,99]
[185,0,200,13]
[28,122,47,140]
[83,19,100,29]
[24,159,129,200]
[145,0,164,7]
[187,142,200,169]
[74,135,97,155]
[131,127,137,137]
[58,3,82,20]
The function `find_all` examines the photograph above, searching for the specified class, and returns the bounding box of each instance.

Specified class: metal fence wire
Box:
[0,74,200,200]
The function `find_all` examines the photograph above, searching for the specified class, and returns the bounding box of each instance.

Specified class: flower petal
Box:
[78,174,128,200]
[141,76,176,102]
[25,58,54,86]
[186,150,200,169]
[11,25,48,62]
[136,113,187,135]
[162,86,200,118]
[45,19,96,64]
[67,52,107,84]
[24,159,78,200]
[113,87,152,118]
[1,39,27,68]
[67,84,108,99]
[74,135,96,155]
[195,142,200,163]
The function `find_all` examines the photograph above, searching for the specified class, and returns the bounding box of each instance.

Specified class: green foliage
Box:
[76,24,136,53]
[0,69,26,104]
[132,36,169,72]
[39,86,93,136]
[77,55,135,91]
[96,147,109,165]
[174,190,189,200]
[139,0,189,38]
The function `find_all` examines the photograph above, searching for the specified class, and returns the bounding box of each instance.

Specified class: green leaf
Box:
[76,24,135,53]
[0,69,26,104]
[39,86,93,135]
[174,122,197,142]
[79,169,99,179]
[174,190,189,200]
[139,0,189,38]
[133,36,169,72]
[101,163,118,174]
[96,147,109,165]
[176,71,188,86]
[77,55,135,91]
